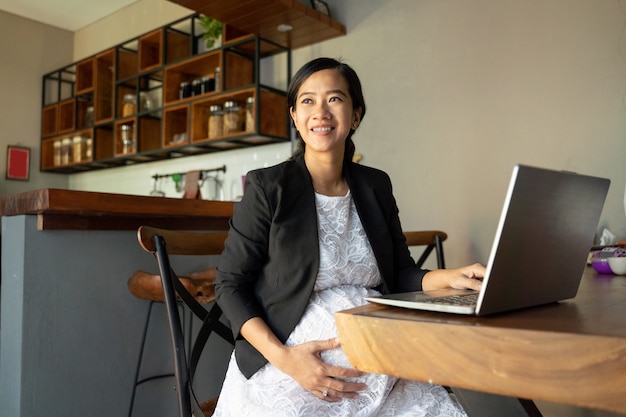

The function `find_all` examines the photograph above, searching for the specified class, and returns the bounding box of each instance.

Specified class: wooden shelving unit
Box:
[40,10,332,173]
[169,0,346,50]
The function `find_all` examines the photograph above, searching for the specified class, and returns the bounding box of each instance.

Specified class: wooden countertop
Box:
[0,188,234,231]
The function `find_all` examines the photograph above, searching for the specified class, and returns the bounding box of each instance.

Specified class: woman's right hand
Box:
[240,317,367,401]
[273,337,368,402]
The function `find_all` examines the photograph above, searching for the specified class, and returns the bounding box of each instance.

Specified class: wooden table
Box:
[336,267,626,415]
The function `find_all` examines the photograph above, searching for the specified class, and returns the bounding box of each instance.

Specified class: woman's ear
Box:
[352,107,362,129]
[289,106,297,123]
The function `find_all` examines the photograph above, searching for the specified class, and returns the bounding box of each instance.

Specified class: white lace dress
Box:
[214,191,466,417]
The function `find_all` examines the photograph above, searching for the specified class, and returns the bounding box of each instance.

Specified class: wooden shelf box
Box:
[57,99,76,134]
[75,58,95,95]
[41,105,58,137]
[163,52,222,105]
[95,50,115,123]
[162,105,189,147]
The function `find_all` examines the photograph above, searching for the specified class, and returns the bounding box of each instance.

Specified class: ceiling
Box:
[0,0,139,31]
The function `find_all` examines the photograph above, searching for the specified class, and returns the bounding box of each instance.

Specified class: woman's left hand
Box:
[422,263,486,292]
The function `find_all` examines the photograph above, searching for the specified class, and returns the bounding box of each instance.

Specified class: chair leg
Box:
[127,301,192,417]
[127,300,155,417]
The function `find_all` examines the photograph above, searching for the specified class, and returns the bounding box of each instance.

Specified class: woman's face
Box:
[290,69,361,157]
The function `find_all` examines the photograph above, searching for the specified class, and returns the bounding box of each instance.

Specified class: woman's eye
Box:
[329,96,342,102]
[301,98,313,104]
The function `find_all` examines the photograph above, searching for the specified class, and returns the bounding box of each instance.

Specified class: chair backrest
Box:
[137,226,234,417]
[403,230,447,269]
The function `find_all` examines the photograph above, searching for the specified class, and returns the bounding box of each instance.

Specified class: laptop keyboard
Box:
[420,292,478,306]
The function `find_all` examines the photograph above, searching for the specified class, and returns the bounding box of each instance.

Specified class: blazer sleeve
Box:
[214,170,271,340]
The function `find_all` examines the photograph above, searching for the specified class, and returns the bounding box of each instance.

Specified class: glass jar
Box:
[139,92,152,112]
[223,101,242,135]
[122,94,136,117]
[85,138,93,160]
[201,75,215,94]
[85,105,94,127]
[192,79,202,96]
[207,104,223,138]
[61,137,72,165]
[53,140,62,166]
[179,81,192,99]
[120,124,134,154]
[245,96,255,132]
[72,136,83,163]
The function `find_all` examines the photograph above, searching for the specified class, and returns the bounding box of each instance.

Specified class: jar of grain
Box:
[122,94,136,117]
[245,96,255,132]
[207,105,223,138]
[53,140,62,166]
[223,101,242,135]
[61,137,72,164]
[72,136,83,163]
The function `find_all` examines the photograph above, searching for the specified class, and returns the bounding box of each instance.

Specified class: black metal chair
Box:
[137,226,234,417]
[403,230,447,269]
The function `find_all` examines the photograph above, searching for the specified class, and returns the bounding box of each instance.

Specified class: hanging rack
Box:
[150,165,227,181]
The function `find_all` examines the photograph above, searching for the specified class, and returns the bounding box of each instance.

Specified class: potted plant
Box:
[197,15,223,51]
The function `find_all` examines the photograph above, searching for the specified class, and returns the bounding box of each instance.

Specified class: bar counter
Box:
[0,188,234,230]
[0,189,235,417]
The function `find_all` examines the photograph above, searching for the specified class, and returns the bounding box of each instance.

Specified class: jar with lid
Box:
[223,101,242,135]
[85,105,94,127]
[179,81,192,99]
[61,137,72,165]
[201,75,215,94]
[192,79,202,96]
[72,136,83,163]
[122,94,136,117]
[120,124,134,154]
[53,140,62,166]
[85,138,93,160]
[207,104,223,138]
[245,96,255,132]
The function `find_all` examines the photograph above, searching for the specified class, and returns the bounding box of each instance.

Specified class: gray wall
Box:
[0,11,71,196]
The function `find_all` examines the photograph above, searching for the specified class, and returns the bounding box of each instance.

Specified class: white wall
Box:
[69,0,626,268]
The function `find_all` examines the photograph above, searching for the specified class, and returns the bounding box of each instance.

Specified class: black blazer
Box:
[215,155,426,378]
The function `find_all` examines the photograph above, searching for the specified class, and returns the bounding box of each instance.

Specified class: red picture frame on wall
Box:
[6,146,30,181]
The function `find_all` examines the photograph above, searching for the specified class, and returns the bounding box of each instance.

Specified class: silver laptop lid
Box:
[476,164,610,315]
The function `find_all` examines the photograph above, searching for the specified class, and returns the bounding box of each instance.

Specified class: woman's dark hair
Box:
[287,57,366,164]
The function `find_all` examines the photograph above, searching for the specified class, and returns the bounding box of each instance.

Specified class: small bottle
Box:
[53,140,62,166]
[122,94,136,117]
[214,67,221,91]
[207,104,223,138]
[120,124,134,154]
[223,101,241,135]
[245,96,255,132]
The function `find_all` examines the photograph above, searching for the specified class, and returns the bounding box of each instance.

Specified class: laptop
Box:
[366,164,610,315]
